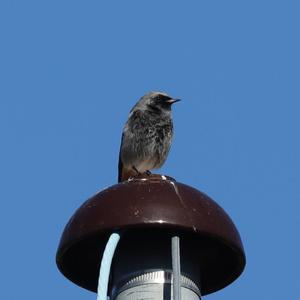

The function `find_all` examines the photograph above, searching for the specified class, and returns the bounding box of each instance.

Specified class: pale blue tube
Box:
[97,233,121,300]
[172,236,182,300]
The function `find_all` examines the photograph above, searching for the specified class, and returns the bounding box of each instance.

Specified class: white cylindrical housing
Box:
[112,270,201,300]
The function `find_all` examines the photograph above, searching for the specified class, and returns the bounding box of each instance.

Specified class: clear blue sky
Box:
[1,1,299,299]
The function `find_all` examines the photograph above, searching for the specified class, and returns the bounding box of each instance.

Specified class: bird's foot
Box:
[132,166,141,176]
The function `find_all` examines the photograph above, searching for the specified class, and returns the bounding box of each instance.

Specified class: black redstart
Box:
[118,91,180,182]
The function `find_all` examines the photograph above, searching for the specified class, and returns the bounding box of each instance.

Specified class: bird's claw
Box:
[132,166,140,176]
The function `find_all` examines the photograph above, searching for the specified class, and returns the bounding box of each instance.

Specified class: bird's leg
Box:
[132,166,140,176]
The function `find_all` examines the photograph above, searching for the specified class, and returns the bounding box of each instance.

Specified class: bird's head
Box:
[134,91,180,113]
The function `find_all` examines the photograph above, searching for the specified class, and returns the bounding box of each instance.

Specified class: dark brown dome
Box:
[56,174,245,295]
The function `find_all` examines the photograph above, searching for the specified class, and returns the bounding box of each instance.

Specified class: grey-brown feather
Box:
[118,92,176,182]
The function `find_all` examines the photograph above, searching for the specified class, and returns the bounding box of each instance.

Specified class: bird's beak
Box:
[167,98,181,104]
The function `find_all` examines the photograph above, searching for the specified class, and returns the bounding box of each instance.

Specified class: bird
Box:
[118,91,180,182]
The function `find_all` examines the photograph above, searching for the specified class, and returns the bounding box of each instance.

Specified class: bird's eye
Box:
[156,94,172,102]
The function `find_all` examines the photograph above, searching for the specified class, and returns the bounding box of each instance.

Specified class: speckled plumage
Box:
[118,91,179,182]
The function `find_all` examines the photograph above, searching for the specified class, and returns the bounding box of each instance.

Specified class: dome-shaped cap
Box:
[56,174,246,295]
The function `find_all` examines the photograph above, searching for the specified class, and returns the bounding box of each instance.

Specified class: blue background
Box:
[1,1,299,299]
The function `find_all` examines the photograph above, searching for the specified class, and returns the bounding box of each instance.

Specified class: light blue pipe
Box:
[97,233,121,300]
[172,236,182,300]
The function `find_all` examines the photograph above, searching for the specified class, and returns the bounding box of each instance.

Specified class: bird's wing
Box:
[118,110,144,182]
[118,132,124,183]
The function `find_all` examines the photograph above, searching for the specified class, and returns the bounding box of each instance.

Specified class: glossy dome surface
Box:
[56,174,246,295]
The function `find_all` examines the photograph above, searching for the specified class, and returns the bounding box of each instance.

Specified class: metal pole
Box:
[113,271,200,300]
